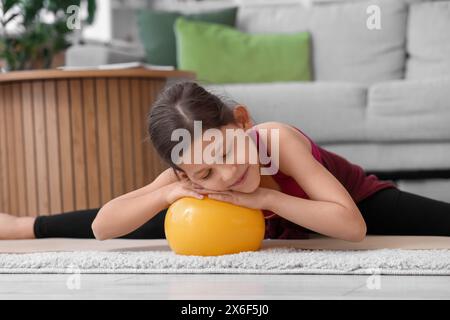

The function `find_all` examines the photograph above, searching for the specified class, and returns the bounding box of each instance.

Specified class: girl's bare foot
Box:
[0,213,36,239]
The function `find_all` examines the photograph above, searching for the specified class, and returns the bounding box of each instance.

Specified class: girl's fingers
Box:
[208,193,232,200]
[189,192,204,199]
[181,186,204,199]
[194,188,222,194]
[190,187,234,200]
[191,183,204,189]
[208,194,222,200]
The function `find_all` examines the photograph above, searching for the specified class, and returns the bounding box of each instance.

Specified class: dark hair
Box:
[146,80,238,179]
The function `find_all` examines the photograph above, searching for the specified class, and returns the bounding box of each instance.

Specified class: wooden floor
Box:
[0,274,449,299]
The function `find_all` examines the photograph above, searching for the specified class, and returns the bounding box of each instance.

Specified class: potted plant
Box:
[0,0,96,71]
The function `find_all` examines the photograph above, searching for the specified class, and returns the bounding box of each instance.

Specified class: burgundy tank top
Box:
[251,125,397,239]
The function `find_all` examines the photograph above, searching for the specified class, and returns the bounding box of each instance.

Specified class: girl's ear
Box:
[172,168,188,182]
[232,104,254,129]
[180,172,188,180]
[178,171,190,182]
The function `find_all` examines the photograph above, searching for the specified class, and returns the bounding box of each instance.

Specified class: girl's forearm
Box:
[266,190,367,242]
[92,189,169,240]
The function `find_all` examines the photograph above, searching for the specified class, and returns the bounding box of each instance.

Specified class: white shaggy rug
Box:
[1,245,450,275]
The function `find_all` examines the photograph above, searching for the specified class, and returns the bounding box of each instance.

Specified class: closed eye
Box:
[201,150,231,180]
[223,149,232,160]
[201,169,212,180]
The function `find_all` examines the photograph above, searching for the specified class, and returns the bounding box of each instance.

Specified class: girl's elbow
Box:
[91,206,111,241]
[348,232,366,242]
[348,223,367,242]
[91,219,108,241]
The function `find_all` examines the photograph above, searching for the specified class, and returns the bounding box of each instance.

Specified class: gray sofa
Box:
[68,0,450,202]
[204,0,450,203]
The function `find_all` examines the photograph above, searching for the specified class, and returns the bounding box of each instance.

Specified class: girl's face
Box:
[178,106,262,193]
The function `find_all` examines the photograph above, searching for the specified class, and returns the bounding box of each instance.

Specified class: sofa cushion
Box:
[367,77,450,141]
[174,18,311,84]
[237,3,311,33]
[136,7,237,67]
[309,0,409,83]
[323,142,450,171]
[204,81,368,143]
[406,1,450,79]
[237,0,409,84]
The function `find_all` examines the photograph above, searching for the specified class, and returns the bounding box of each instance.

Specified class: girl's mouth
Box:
[230,166,249,188]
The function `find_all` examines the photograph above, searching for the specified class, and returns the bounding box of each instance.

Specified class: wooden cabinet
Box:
[0,68,195,217]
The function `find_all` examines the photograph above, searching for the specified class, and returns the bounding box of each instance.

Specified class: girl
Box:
[1,81,449,241]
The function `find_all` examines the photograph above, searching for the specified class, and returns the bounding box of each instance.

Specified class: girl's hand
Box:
[163,179,205,205]
[193,187,275,210]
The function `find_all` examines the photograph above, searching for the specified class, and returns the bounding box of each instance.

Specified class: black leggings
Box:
[33,187,450,239]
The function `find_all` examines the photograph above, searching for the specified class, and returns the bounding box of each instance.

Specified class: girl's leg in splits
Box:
[357,187,450,236]
[10,187,449,239]
[33,208,168,239]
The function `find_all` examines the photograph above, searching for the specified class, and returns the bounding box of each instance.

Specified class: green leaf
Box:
[1,0,19,14]
[86,0,96,24]
[21,0,44,26]
[3,12,19,25]
[1,0,96,70]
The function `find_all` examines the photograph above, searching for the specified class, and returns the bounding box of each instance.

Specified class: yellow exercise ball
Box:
[165,195,265,256]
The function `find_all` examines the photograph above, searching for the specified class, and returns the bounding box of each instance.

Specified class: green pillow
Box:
[137,7,238,67]
[174,17,312,84]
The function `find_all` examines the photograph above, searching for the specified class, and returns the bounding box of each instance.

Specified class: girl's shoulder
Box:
[252,121,312,153]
